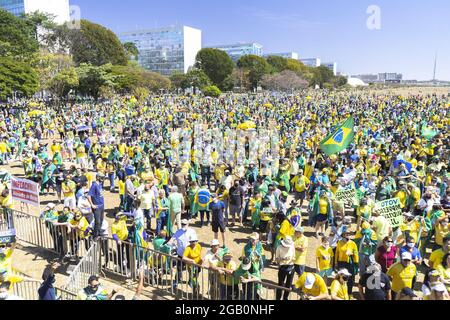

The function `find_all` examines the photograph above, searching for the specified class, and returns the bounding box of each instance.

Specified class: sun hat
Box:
[304,273,316,290]
[337,268,352,277]
[189,234,198,242]
[249,232,259,241]
[211,239,220,246]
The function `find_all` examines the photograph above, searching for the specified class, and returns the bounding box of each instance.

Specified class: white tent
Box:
[347,78,369,87]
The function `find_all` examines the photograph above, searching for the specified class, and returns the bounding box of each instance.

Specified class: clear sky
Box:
[70,0,450,80]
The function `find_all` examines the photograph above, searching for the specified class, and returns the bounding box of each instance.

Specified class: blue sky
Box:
[70,0,450,80]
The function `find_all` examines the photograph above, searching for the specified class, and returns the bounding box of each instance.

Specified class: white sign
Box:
[11,176,40,207]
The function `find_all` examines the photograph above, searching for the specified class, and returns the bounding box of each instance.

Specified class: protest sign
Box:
[11,176,40,207]
[374,198,403,228]
[335,184,357,204]
[0,229,16,244]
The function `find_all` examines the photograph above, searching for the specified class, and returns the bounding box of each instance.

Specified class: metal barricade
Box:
[0,208,14,230]
[63,241,101,295]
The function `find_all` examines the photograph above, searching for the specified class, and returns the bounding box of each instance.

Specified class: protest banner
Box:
[374,198,403,228]
[0,229,16,244]
[11,176,40,207]
[335,184,357,204]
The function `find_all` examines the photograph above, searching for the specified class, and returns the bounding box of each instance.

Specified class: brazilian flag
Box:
[320,116,355,156]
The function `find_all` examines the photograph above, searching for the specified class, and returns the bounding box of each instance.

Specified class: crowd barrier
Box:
[62,241,101,295]
[11,280,78,300]
[9,209,300,300]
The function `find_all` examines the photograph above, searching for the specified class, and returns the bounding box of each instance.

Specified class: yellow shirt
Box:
[435,223,449,246]
[436,265,450,291]
[290,175,310,192]
[387,262,417,293]
[183,244,202,265]
[86,172,94,189]
[335,240,359,264]
[294,235,308,265]
[111,219,129,241]
[62,181,76,197]
[429,249,446,269]
[277,220,295,241]
[217,261,237,286]
[330,279,349,300]
[50,144,61,154]
[316,246,334,271]
[76,145,86,158]
[319,198,328,215]
[0,248,14,273]
[70,217,90,239]
[395,190,407,209]
[399,220,421,243]
[295,273,328,297]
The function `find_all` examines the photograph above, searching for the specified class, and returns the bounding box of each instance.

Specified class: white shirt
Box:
[172,228,197,257]
[203,249,220,268]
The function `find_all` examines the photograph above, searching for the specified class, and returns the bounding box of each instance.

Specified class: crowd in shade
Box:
[0,90,449,300]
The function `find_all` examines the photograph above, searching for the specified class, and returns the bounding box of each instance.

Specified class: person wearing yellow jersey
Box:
[111,213,130,269]
[434,218,449,250]
[316,236,334,278]
[429,237,450,269]
[96,158,106,175]
[398,212,426,245]
[394,181,408,209]
[155,164,170,196]
[335,230,359,294]
[0,242,16,276]
[436,253,450,292]
[293,227,308,276]
[290,169,310,210]
[387,252,417,295]
[216,253,238,300]
[0,139,10,164]
[50,141,61,155]
[330,268,352,300]
[76,144,88,169]
[182,234,203,293]
[294,272,329,300]
[61,175,77,209]
[68,210,91,258]
[101,145,110,159]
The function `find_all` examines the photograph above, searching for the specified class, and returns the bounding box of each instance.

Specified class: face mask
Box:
[407,243,415,249]
[342,276,349,281]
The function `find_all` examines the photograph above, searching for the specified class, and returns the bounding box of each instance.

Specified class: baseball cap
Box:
[401,287,417,298]
[304,273,316,290]
[281,236,294,248]
[401,252,412,261]
[211,239,220,246]
[337,268,352,277]
[189,234,198,242]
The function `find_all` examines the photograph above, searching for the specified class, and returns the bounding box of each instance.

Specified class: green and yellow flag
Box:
[320,116,355,156]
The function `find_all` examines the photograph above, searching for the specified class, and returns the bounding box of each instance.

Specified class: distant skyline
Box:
[70,0,450,80]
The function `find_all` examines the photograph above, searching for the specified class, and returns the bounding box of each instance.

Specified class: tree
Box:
[132,87,150,103]
[48,67,79,99]
[32,51,74,91]
[333,75,348,88]
[68,20,128,66]
[237,55,271,90]
[266,55,288,73]
[170,72,188,90]
[310,65,335,88]
[195,48,234,89]
[202,85,222,98]
[76,63,118,100]
[184,69,211,93]
[0,9,39,60]
[0,57,39,100]
[261,70,308,92]
[111,64,171,93]
[123,42,139,60]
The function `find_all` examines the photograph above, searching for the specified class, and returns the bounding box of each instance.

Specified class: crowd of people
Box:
[0,90,449,300]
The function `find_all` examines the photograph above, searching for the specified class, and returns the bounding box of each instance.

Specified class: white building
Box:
[300,58,321,67]
[321,62,338,76]
[119,25,202,76]
[265,52,299,60]
[0,0,70,24]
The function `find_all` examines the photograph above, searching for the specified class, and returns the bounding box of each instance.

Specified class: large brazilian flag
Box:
[320,116,355,156]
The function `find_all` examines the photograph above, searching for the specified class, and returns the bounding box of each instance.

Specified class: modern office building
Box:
[300,58,321,67]
[321,62,338,76]
[119,25,202,76]
[378,72,403,82]
[210,43,263,61]
[352,73,403,84]
[0,0,70,24]
[265,52,299,60]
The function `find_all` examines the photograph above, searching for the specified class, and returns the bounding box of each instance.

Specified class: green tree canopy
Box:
[184,69,211,93]
[266,55,288,73]
[170,72,188,90]
[111,64,171,93]
[68,20,128,66]
[76,63,118,100]
[195,48,234,89]
[202,85,222,97]
[0,57,39,100]
[237,55,271,90]
[0,9,39,60]
[48,67,79,99]
[310,65,335,88]
[123,42,139,59]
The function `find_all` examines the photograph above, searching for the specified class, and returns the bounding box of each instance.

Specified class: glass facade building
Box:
[0,0,25,16]
[210,43,263,61]
[119,26,202,77]
[264,52,299,60]
[0,0,70,24]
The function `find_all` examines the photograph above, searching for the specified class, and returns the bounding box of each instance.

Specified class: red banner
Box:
[11,176,40,207]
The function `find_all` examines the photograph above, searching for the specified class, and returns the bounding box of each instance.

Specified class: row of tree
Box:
[1,8,347,101]
[0,9,170,101]
[170,48,347,93]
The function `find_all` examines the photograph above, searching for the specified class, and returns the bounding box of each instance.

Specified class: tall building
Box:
[300,58,321,67]
[321,62,338,76]
[210,43,263,61]
[0,0,70,24]
[378,72,403,82]
[265,52,299,60]
[119,25,202,76]
[352,74,379,83]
